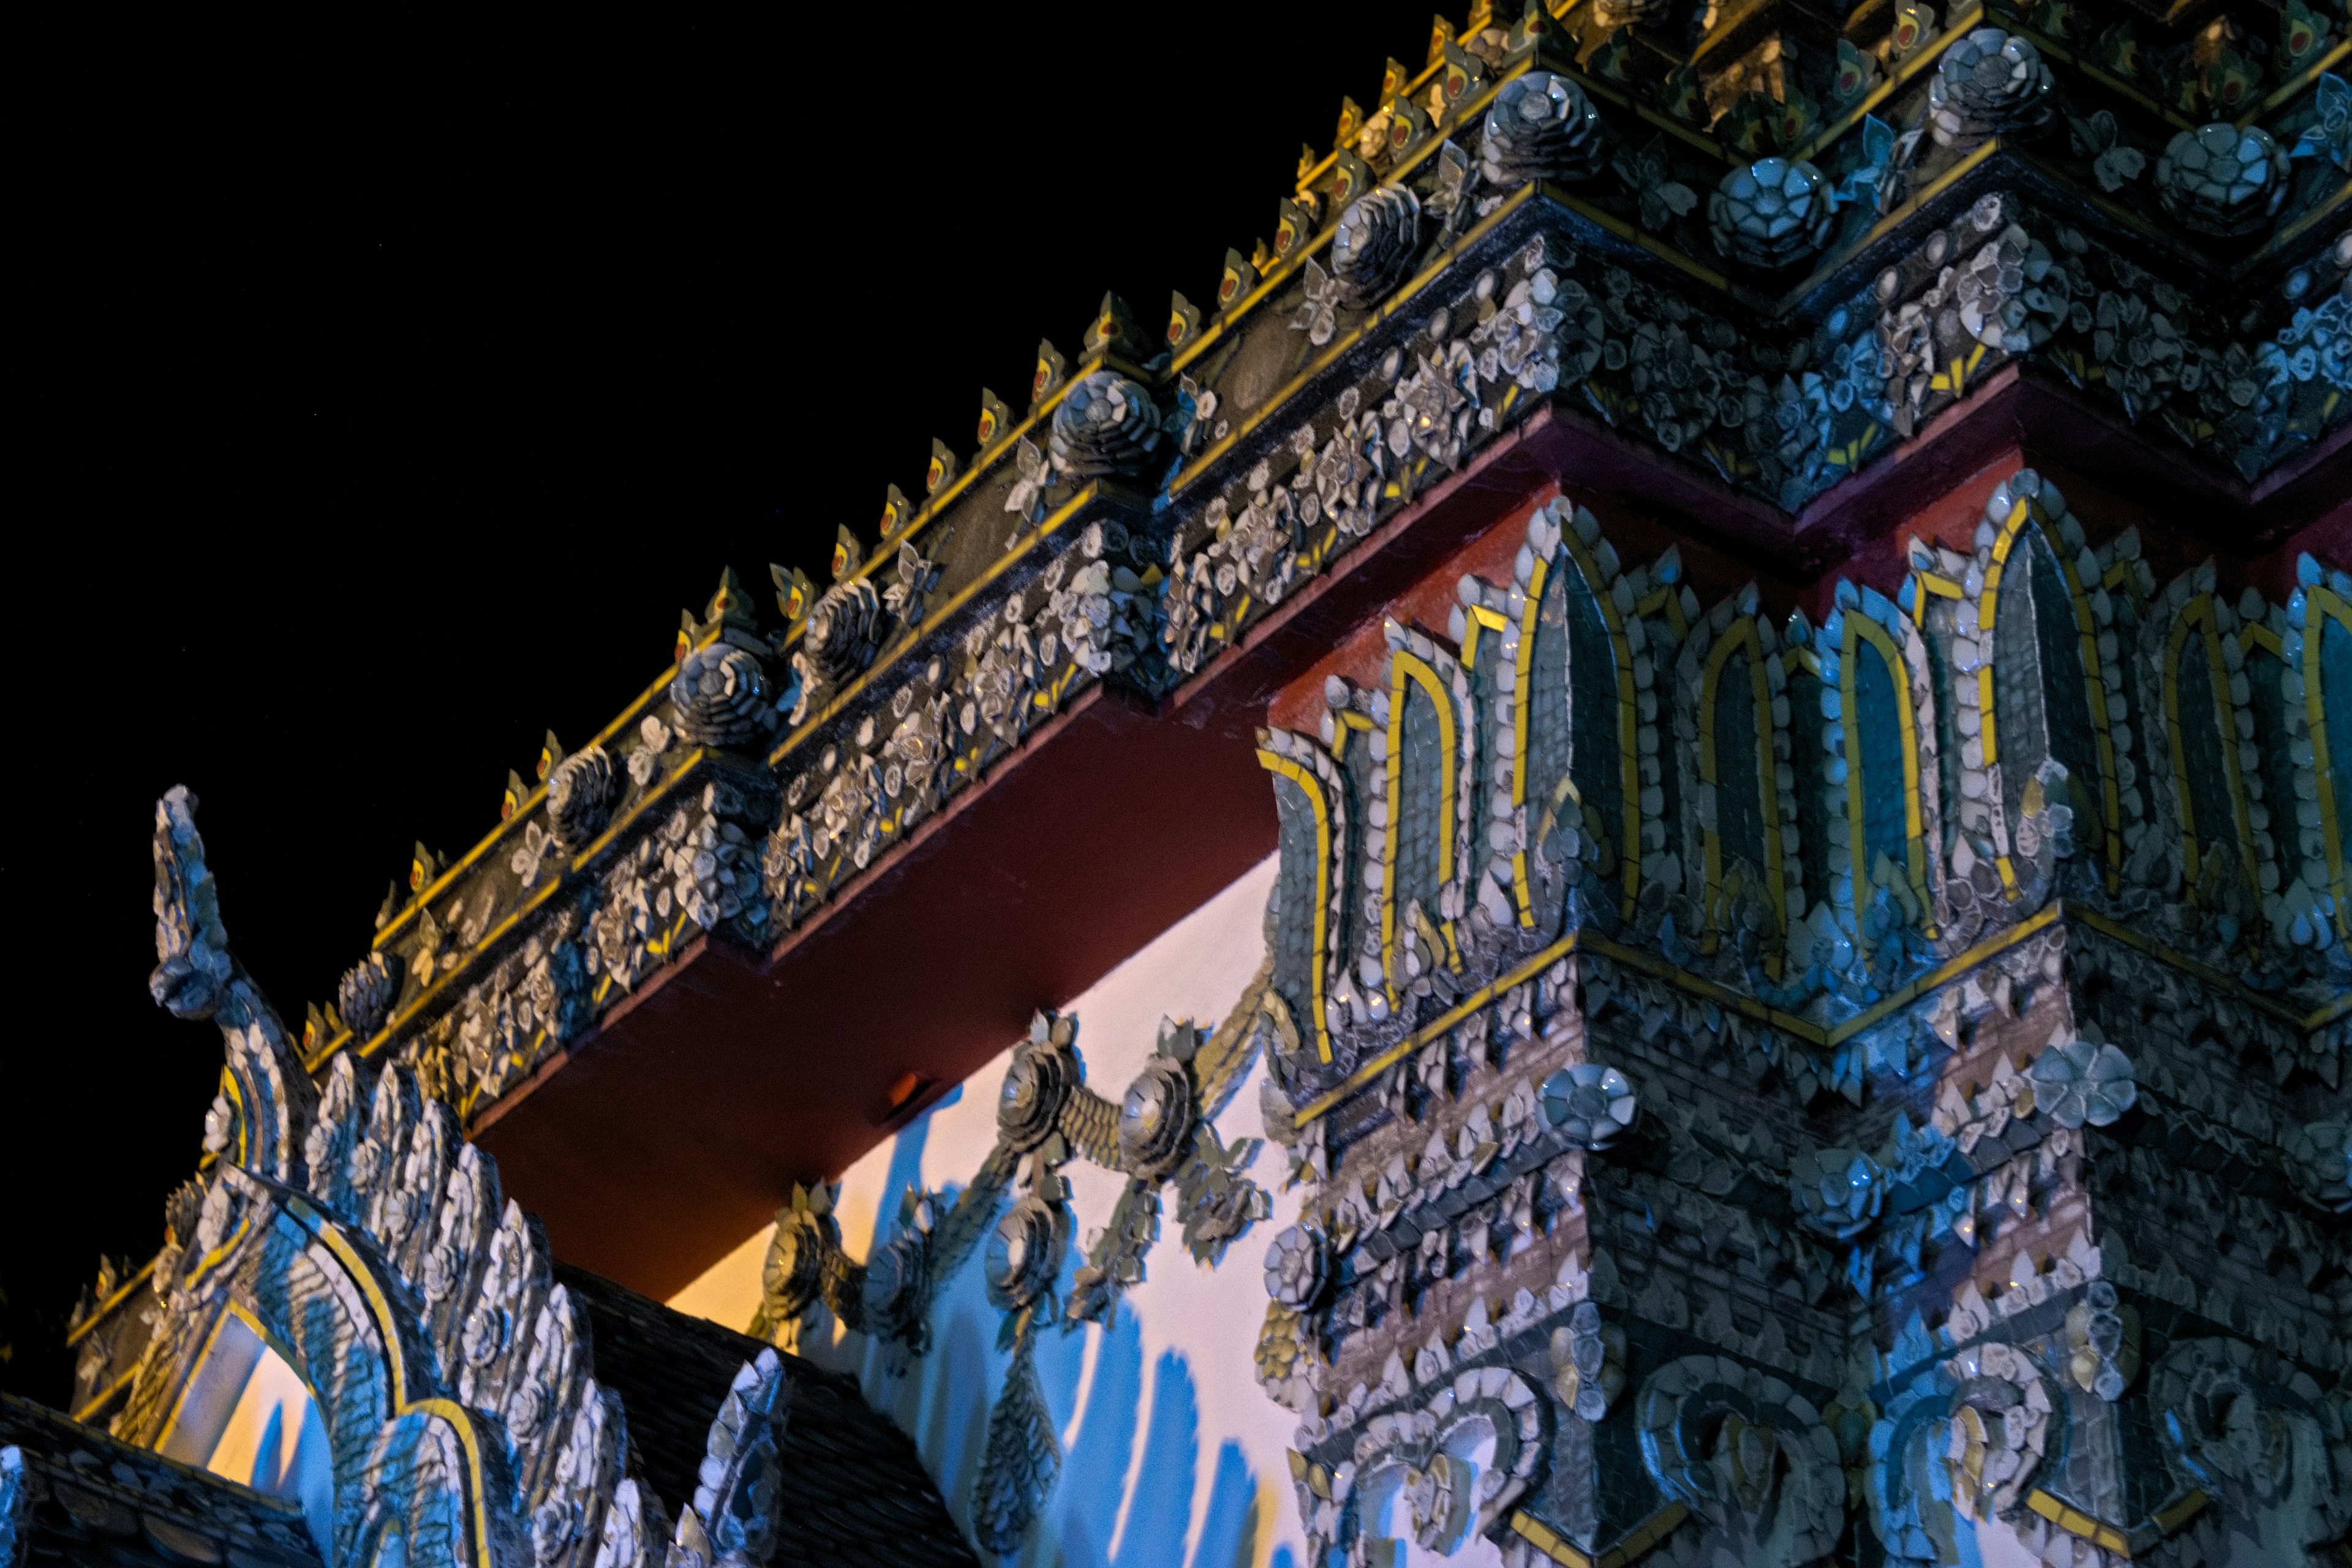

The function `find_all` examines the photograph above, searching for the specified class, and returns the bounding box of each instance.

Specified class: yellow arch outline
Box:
[1978,499,2123,896]
[1842,612,1933,951]
[1697,619,1787,946]
[1382,650,1459,1000]
[1257,748,1338,1062]
[2163,594,2260,908]
[1548,532,1643,919]
[2301,584,2352,938]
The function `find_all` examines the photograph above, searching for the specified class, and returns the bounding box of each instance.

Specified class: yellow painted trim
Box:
[1383,650,1460,1000]
[1289,902,2154,1133]
[1978,499,2124,893]
[1511,1501,1692,1568]
[1698,618,1787,943]
[2151,1488,2210,1533]
[287,1194,500,1567]
[1330,706,1377,761]
[1844,611,1932,951]
[66,1257,159,1347]
[1461,603,1509,672]
[1510,551,1551,925]
[72,1366,142,1424]
[1553,530,1643,917]
[1259,748,1338,1063]
[1171,186,1539,496]
[152,1300,236,1460]
[2297,585,2352,938]
[1790,4,1985,163]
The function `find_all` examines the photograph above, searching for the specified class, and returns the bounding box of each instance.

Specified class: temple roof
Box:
[551,1266,979,1567]
[1,1392,324,1568]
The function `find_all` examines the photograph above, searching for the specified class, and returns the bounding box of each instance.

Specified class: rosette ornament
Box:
[1926,29,2053,151]
[1540,1063,1638,1148]
[1331,185,1423,307]
[985,1193,1069,1312]
[1262,1223,1329,1310]
[1708,158,1835,270]
[544,744,619,853]
[861,1202,934,1346]
[1048,372,1163,480]
[1479,72,1607,187]
[2026,1036,2136,1128]
[336,950,402,1039]
[2157,123,2291,238]
[1117,1055,1196,1179]
[760,1200,841,1326]
[997,1013,1079,1152]
[801,578,884,684]
[1789,1147,1885,1240]
[669,644,775,750]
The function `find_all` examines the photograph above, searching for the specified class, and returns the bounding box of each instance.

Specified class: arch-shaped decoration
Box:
[2152,575,2263,909]
[1938,472,2126,902]
[1259,728,1347,1062]
[1379,624,1473,1003]
[1457,500,1647,924]
[1320,1365,1550,1566]
[1694,609,1791,956]
[1634,1354,1844,1566]
[110,790,795,1568]
[2287,567,2352,941]
[1822,584,1937,957]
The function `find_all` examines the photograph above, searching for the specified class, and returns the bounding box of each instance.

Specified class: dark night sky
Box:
[4,7,1445,1403]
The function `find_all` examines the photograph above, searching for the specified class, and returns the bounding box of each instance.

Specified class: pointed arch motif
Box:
[1380,633,1470,1002]
[2158,589,2261,908]
[1839,609,1931,944]
[1259,731,1346,1062]
[2291,575,2352,938]
[1978,488,2124,895]
[1697,614,1789,948]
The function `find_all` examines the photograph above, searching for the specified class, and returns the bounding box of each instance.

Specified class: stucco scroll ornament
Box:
[2146,1337,2351,1561]
[149,784,317,1185]
[1637,1355,1846,1566]
[1322,1366,1550,1566]
[1868,1340,2061,1568]
[1067,963,1278,1325]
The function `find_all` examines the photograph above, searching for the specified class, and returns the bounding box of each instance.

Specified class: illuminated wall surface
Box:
[669,855,1314,1568]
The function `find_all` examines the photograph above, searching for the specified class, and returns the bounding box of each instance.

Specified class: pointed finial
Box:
[1382,56,1411,99]
[977,389,1014,449]
[409,842,444,894]
[1166,292,1203,350]
[1030,340,1068,408]
[1218,248,1260,311]
[703,567,760,634]
[830,525,864,582]
[1082,292,1140,359]
[925,440,959,495]
[1427,13,1458,66]
[676,609,697,663]
[771,563,813,625]
[537,731,565,782]
[1296,141,1318,183]
[502,768,530,821]
[1335,96,1366,154]
[881,483,914,535]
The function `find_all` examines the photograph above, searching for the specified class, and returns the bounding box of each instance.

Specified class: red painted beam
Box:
[466,386,2346,1300]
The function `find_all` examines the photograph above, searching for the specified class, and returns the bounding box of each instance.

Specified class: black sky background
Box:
[4,7,1447,1404]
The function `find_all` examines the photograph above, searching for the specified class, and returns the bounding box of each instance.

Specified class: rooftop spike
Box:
[703,567,760,633]
[977,389,1015,449]
[881,483,915,536]
[1166,292,1203,351]
[1335,97,1366,153]
[770,563,813,626]
[1030,340,1068,409]
[1426,13,1458,67]
[830,526,864,582]
[1217,248,1260,311]
[501,768,530,821]
[925,440,959,496]
[1082,292,1143,360]
[536,731,565,781]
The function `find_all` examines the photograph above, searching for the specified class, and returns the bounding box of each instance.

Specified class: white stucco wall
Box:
[669,852,1336,1568]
